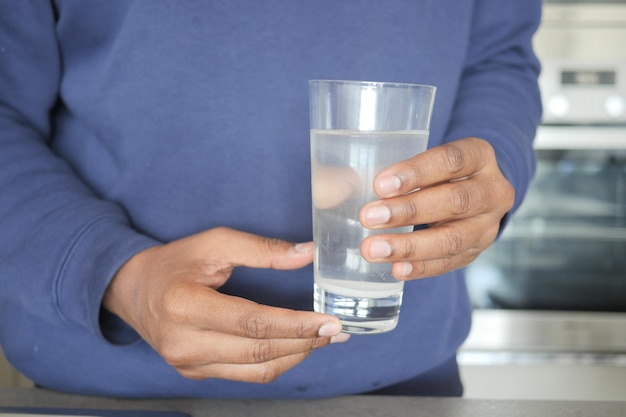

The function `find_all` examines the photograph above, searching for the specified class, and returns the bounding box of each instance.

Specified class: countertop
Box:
[1,388,625,417]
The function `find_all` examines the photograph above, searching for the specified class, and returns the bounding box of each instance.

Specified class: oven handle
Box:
[501,223,626,240]
[536,125,626,150]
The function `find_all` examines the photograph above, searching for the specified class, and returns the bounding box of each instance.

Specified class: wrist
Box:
[103,245,157,326]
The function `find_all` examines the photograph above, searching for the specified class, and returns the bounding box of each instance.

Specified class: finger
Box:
[202,227,314,270]
[177,351,312,383]
[312,164,360,209]
[373,138,491,198]
[360,217,498,265]
[390,253,480,280]
[159,328,342,369]
[171,286,344,339]
[360,177,490,229]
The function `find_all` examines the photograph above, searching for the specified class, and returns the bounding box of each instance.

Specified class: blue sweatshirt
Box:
[0,0,541,399]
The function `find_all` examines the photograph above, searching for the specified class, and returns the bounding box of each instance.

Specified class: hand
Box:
[358,137,515,279]
[103,227,349,383]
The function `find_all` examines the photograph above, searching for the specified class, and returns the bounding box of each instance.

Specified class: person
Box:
[0,1,542,399]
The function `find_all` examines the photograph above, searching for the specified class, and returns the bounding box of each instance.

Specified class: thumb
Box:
[206,227,314,271]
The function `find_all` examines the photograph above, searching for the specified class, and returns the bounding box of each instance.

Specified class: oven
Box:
[458,0,626,401]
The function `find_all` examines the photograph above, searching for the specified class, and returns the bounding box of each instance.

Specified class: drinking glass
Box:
[309,80,436,334]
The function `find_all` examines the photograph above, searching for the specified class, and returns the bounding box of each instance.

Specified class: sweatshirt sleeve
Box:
[0,2,158,342]
[444,0,543,220]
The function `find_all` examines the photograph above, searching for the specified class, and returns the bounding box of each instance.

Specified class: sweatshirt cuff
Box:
[53,212,159,344]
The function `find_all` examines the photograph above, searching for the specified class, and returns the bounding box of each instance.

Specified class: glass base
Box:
[314,283,402,334]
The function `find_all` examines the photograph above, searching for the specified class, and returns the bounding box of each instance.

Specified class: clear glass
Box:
[309,80,436,334]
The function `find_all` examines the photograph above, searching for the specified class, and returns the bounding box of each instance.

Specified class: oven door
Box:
[459,125,626,401]
[467,126,626,312]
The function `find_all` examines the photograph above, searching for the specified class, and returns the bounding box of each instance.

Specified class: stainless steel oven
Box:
[466,128,626,313]
[459,0,626,401]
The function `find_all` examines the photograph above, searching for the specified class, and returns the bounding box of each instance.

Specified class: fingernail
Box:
[330,333,351,344]
[377,174,402,195]
[364,204,391,226]
[398,262,413,277]
[318,321,342,337]
[293,242,314,255]
[369,240,392,258]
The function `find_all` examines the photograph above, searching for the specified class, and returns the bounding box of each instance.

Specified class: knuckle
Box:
[443,229,466,256]
[238,311,272,338]
[198,260,232,285]
[408,164,427,185]
[159,341,189,367]
[450,183,473,215]
[499,180,516,211]
[199,257,225,273]
[292,317,316,338]
[412,260,428,277]
[439,255,455,272]
[480,222,500,247]
[307,336,327,350]
[262,237,286,253]
[250,339,275,363]
[255,363,281,384]
[443,143,466,173]
[401,198,419,221]
[401,238,418,259]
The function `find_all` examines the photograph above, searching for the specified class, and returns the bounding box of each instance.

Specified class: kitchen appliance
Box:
[466,141,626,313]
[459,0,626,401]
[466,0,626,313]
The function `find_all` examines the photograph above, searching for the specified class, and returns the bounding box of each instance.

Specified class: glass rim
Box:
[309,79,436,90]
